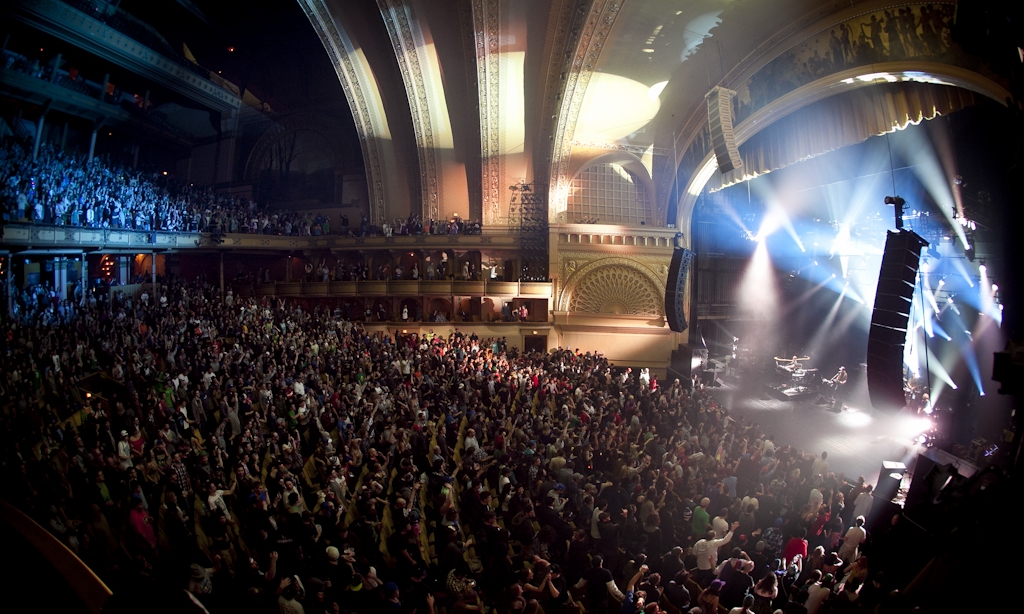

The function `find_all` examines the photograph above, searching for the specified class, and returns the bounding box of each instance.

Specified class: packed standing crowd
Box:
[381,216,482,237]
[0,138,342,236]
[0,274,917,614]
[0,138,482,240]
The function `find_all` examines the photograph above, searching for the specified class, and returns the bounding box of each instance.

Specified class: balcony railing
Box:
[0,500,111,614]
[12,0,241,112]
[243,280,553,299]
[0,222,528,251]
[1,223,202,249]
[552,223,680,249]
[58,0,218,83]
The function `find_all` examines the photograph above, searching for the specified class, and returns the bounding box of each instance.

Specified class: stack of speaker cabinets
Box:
[867,230,928,410]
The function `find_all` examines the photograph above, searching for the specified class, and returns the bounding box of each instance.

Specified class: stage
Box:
[707,376,931,487]
[764,382,818,402]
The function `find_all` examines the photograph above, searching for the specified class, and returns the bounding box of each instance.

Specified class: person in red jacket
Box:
[128,495,156,551]
[782,527,809,566]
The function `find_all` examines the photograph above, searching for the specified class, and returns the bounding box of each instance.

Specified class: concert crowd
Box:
[0,138,480,238]
[0,139,326,235]
[2,276,917,614]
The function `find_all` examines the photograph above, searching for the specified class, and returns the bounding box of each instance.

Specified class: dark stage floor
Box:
[707,376,931,487]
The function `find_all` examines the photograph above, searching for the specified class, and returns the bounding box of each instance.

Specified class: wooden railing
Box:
[1,222,527,251]
[0,500,111,614]
[242,279,553,299]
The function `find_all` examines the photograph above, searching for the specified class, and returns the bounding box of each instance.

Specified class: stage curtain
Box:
[710,82,979,191]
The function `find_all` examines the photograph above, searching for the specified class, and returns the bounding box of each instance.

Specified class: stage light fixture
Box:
[884,196,906,229]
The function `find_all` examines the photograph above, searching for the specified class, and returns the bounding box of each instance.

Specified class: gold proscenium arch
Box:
[671,61,1011,241]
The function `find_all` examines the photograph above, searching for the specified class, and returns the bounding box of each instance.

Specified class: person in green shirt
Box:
[95,470,113,508]
[692,497,711,535]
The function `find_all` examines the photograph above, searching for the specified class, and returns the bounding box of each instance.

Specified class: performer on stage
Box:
[828,366,848,410]
[830,366,848,388]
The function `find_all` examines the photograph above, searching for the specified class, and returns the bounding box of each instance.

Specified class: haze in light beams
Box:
[736,241,779,320]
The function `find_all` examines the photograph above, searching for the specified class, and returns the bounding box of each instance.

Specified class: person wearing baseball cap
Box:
[381,581,402,613]
[117,430,133,470]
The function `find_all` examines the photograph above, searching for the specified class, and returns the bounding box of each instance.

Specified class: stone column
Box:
[55,256,66,300]
[87,128,98,164]
[50,53,61,82]
[364,252,374,280]
[87,119,106,165]
[32,113,46,161]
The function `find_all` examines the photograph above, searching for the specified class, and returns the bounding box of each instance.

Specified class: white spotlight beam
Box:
[926,345,958,390]
[893,128,969,248]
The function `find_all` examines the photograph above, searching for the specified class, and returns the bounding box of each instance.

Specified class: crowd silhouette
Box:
[1,276,915,614]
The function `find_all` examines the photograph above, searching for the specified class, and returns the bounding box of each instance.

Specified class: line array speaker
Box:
[665,248,694,332]
[867,230,928,410]
[669,344,707,383]
[706,87,743,174]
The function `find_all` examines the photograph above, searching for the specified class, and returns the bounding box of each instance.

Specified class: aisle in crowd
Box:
[2,277,910,614]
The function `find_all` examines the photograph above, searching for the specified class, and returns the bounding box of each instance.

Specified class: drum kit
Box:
[775,355,842,394]
[769,355,846,407]
[774,356,818,383]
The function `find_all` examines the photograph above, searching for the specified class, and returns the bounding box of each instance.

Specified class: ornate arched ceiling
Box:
[299,0,418,224]
[301,0,1009,233]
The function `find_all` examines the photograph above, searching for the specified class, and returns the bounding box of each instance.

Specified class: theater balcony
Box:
[8,0,241,116]
[0,55,195,147]
[0,221,522,251]
[0,223,553,322]
[246,279,552,300]
[1,222,203,250]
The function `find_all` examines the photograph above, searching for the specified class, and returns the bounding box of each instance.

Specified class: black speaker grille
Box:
[867,230,928,410]
[665,248,695,332]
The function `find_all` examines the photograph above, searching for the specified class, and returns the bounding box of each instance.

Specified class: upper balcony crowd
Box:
[0,137,481,238]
